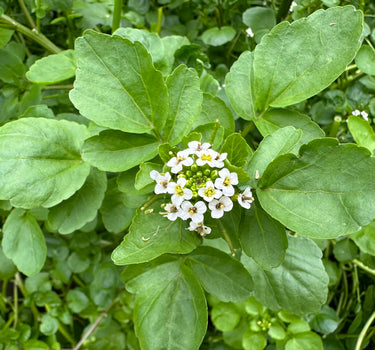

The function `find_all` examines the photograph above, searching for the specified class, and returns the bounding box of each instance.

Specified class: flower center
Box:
[216,202,225,210]
[204,187,215,197]
[201,154,212,161]
[188,207,197,215]
[176,156,185,164]
[160,180,168,188]
[175,185,184,196]
[223,176,231,186]
[168,205,178,213]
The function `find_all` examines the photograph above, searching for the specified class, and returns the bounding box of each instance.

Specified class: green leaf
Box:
[258,139,375,238]
[0,28,14,48]
[242,7,276,41]
[26,50,76,84]
[225,51,256,120]
[194,122,224,150]
[201,26,236,46]
[100,179,136,233]
[254,109,324,143]
[239,202,287,270]
[355,45,375,76]
[47,167,107,234]
[211,303,241,331]
[351,220,375,255]
[111,200,201,265]
[0,42,26,85]
[186,246,253,302]
[163,65,202,145]
[0,246,17,279]
[285,332,323,350]
[70,30,168,134]
[221,133,253,168]
[2,209,46,276]
[135,162,163,192]
[347,115,375,153]
[123,256,207,350]
[242,235,328,314]
[0,118,90,209]
[242,332,267,350]
[82,130,159,172]
[254,6,362,111]
[193,93,235,136]
[310,305,339,335]
[245,126,302,187]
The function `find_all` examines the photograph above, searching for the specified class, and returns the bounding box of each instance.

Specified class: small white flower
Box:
[187,141,211,155]
[214,168,238,196]
[198,181,222,202]
[246,27,254,38]
[352,109,361,116]
[150,170,172,194]
[289,1,297,12]
[167,150,194,173]
[188,221,211,236]
[164,203,180,221]
[212,152,227,168]
[238,188,254,209]
[196,149,219,167]
[168,178,193,206]
[180,201,207,223]
[361,111,369,121]
[209,196,233,219]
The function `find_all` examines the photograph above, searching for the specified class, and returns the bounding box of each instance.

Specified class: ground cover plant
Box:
[1,0,375,349]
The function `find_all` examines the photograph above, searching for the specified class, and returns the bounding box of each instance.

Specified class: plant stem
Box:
[328,116,342,137]
[155,7,163,35]
[73,298,118,350]
[13,279,18,328]
[353,259,375,276]
[209,119,220,145]
[355,310,375,350]
[58,322,76,346]
[0,14,61,53]
[112,0,122,33]
[218,221,235,256]
[241,122,255,138]
[18,0,36,29]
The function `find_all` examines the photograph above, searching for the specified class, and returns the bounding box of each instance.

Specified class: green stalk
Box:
[209,119,220,145]
[0,14,61,53]
[112,0,122,33]
[155,7,163,35]
[18,0,36,29]
[328,116,342,137]
[355,310,375,350]
[353,259,375,276]
[218,221,235,256]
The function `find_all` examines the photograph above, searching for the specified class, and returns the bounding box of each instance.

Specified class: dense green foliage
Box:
[1,1,375,349]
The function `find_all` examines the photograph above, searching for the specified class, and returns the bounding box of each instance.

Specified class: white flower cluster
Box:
[352,109,369,121]
[150,141,254,236]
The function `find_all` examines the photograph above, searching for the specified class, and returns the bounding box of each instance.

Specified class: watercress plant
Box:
[1,2,375,349]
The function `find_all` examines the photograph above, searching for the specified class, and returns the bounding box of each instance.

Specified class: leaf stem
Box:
[328,116,342,137]
[355,310,375,350]
[241,122,255,138]
[218,221,235,256]
[13,278,18,328]
[58,321,75,346]
[155,7,163,35]
[209,119,220,145]
[0,14,61,53]
[353,259,375,276]
[112,0,122,33]
[72,298,118,350]
[18,0,36,29]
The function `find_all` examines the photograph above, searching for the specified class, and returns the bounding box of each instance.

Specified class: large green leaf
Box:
[82,130,160,172]
[47,167,107,234]
[69,30,169,134]
[258,139,375,238]
[26,50,76,84]
[186,246,253,302]
[254,109,324,144]
[351,220,375,255]
[239,203,287,269]
[2,209,46,276]
[123,256,207,350]
[163,65,202,146]
[242,236,328,314]
[225,51,256,120]
[193,93,235,136]
[347,115,375,153]
[221,133,253,168]
[0,118,90,209]
[254,6,362,112]
[355,45,375,76]
[99,178,135,233]
[111,200,201,265]
[245,126,302,187]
